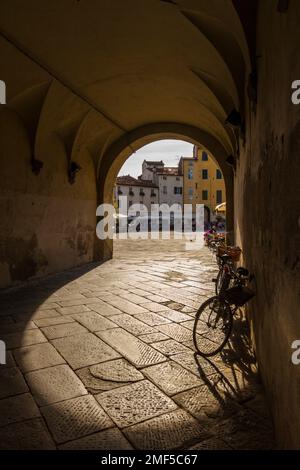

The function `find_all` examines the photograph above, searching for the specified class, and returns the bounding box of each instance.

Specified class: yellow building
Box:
[179,146,226,222]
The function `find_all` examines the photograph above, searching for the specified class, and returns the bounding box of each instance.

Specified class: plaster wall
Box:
[235,0,300,448]
[157,175,183,207]
[0,106,97,289]
[116,184,159,212]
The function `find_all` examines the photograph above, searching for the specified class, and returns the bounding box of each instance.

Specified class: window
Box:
[129,187,134,196]
[188,188,193,196]
[128,200,133,207]
[216,169,222,179]
[140,201,143,205]
[202,169,208,179]
[202,190,208,200]
[176,177,180,181]
[202,151,208,161]
[163,176,167,180]
[216,190,222,204]
[195,183,198,190]
[163,186,167,194]
[188,169,193,180]
[174,187,182,195]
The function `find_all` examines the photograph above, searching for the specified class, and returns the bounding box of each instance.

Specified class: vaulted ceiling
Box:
[0,0,251,171]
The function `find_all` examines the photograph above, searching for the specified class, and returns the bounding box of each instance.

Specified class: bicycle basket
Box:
[217,245,227,257]
[217,245,241,262]
[224,285,255,306]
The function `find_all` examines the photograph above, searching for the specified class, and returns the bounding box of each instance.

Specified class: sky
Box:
[118,139,194,178]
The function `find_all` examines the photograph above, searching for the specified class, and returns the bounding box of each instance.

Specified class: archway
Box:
[96,122,234,260]
[2,0,300,450]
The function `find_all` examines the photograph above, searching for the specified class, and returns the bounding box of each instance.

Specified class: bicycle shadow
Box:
[187,310,277,450]
[193,310,261,405]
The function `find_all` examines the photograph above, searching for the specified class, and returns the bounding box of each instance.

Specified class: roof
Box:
[144,160,164,166]
[156,167,182,176]
[116,175,158,188]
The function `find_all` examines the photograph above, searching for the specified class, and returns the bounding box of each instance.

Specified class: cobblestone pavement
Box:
[0,238,276,450]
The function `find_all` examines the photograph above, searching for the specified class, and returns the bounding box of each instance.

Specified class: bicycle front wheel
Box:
[193,296,233,357]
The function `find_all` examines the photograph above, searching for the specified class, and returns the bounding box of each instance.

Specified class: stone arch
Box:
[96,122,234,260]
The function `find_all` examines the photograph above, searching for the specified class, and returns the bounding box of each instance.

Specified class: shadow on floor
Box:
[0,262,276,450]
[189,313,276,449]
[0,261,104,311]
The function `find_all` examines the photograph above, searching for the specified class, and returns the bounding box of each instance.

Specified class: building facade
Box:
[115,150,222,220]
[141,160,164,181]
[114,175,159,212]
[179,146,226,221]
[141,161,183,207]
[156,168,183,208]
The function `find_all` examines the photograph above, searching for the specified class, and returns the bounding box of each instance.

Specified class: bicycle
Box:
[213,253,233,296]
[204,230,225,252]
[213,245,242,295]
[193,267,255,357]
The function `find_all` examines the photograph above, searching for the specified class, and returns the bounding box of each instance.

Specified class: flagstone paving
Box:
[41,395,113,444]
[0,238,275,449]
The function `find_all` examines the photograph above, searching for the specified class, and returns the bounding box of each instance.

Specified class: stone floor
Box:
[0,238,276,450]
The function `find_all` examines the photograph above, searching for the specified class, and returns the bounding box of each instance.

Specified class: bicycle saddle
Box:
[236,267,249,277]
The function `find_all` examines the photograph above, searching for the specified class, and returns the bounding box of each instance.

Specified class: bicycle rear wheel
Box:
[193,296,233,356]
